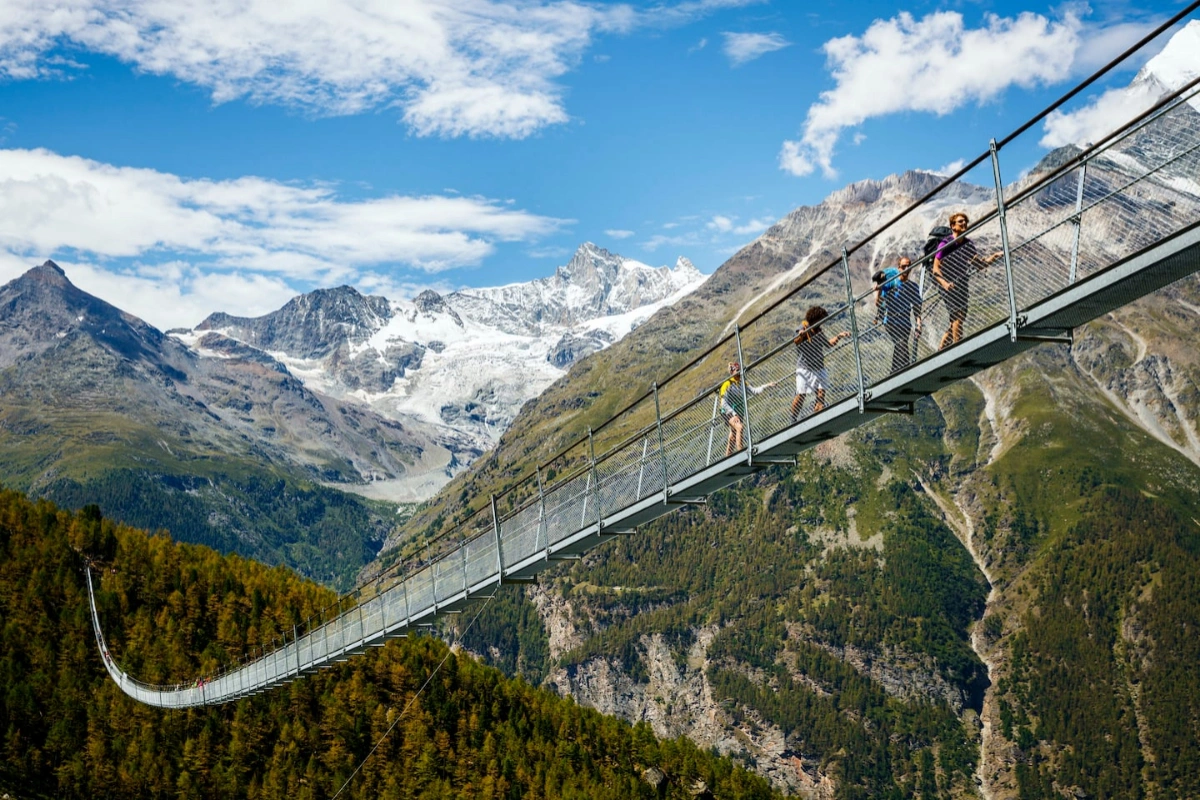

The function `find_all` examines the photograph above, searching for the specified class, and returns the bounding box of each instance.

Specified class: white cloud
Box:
[722,32,790,66]
[733,216,774,235]
[1041,20,1200,148]
[780,10,1083,178]
[526,245,573,259]
[0,0,758,139]
[642,232,700,252]
[1040,82,1162,148]
[0,147,567,327]
[707,215,734,232]
[1073,19,1165,75]
[0,148,564,275]
[61,260,299,330]
[605,228,635,239]
[932,158,967,177]
[706,214,772,235]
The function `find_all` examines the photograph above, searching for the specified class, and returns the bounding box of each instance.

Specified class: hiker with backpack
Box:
[931,213,1002,349]
[873,256,923,374]
[791,306,851,421]
[719,362,777,457]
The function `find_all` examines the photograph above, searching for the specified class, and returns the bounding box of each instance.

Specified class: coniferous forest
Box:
[0,488,781,800]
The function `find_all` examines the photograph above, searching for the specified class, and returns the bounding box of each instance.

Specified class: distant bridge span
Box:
[89,26,1200,708]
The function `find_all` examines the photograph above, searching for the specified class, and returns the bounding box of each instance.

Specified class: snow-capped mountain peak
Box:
[1141,20,1200,91]
[451,242,704,333]
[176,243,707,500]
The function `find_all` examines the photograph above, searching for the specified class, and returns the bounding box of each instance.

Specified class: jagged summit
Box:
[176,243,706,474]
[196,284,392,360]
[555,242,621,282]
[456,242,703,332]
[26,259,69,286]
[413,289,446,312]
[826,170,993,208]
[0,258,167,369]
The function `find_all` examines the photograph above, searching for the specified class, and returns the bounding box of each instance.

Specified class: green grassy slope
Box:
[0,404,400,590]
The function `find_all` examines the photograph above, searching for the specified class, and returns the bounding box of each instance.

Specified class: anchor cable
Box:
[330,592,497,799]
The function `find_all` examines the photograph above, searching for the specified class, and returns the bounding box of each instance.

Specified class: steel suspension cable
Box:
[329,592,496,800]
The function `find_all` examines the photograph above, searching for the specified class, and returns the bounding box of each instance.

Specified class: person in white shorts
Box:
[791,305,850,421]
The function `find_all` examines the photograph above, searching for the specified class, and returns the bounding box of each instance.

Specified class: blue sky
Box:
[0,0,1191,329]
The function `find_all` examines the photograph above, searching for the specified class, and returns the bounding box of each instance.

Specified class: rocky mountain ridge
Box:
[182,243,704,500]
[0,261,467,584]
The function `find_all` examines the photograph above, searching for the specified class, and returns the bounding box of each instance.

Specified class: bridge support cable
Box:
[734,324,754,466]
[841,247,868,412]
[86,49,1200,709]
[990,139,1021,342]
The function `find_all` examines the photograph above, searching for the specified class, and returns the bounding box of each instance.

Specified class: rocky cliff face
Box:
[197,286,394,359]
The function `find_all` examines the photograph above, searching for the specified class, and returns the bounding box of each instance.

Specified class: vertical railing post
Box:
[653,382,669,502]
[537,465,550,561]
[579,470,592,527]
[1069,159,1088,285]
[427,541,438,614]
[322,610,330,666]
[460,521,470,595]
[916,256,929,357]
[294,625,300,677]
[402,573,411,625]
[636,437,649,498]
[381,581,390,635]
[588,427,602,531]
[841,248,867,412]
[491,494,505,585]
[734,324,754,464]
[705,396,719,466]
[322,611,330,667]
[990,139,1019,341]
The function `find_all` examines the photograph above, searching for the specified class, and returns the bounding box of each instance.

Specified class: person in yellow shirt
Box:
[719,362,776,456]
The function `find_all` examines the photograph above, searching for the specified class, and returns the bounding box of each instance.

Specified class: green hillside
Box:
[0,404,401,591]
[0,489,781,799]
[453,319,1200,798]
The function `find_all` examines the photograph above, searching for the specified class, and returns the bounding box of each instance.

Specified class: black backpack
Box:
[923,225,952,260]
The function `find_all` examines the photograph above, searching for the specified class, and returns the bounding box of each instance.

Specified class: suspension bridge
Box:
[88,19,1200,708]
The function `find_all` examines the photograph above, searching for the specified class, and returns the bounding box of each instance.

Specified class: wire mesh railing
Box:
[88,20,1200,706]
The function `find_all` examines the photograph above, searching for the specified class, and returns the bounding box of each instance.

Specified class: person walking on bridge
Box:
[791,305,851,421]
[873,256,923,374]
[719,362,775,457]
[932,212,1001,349]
